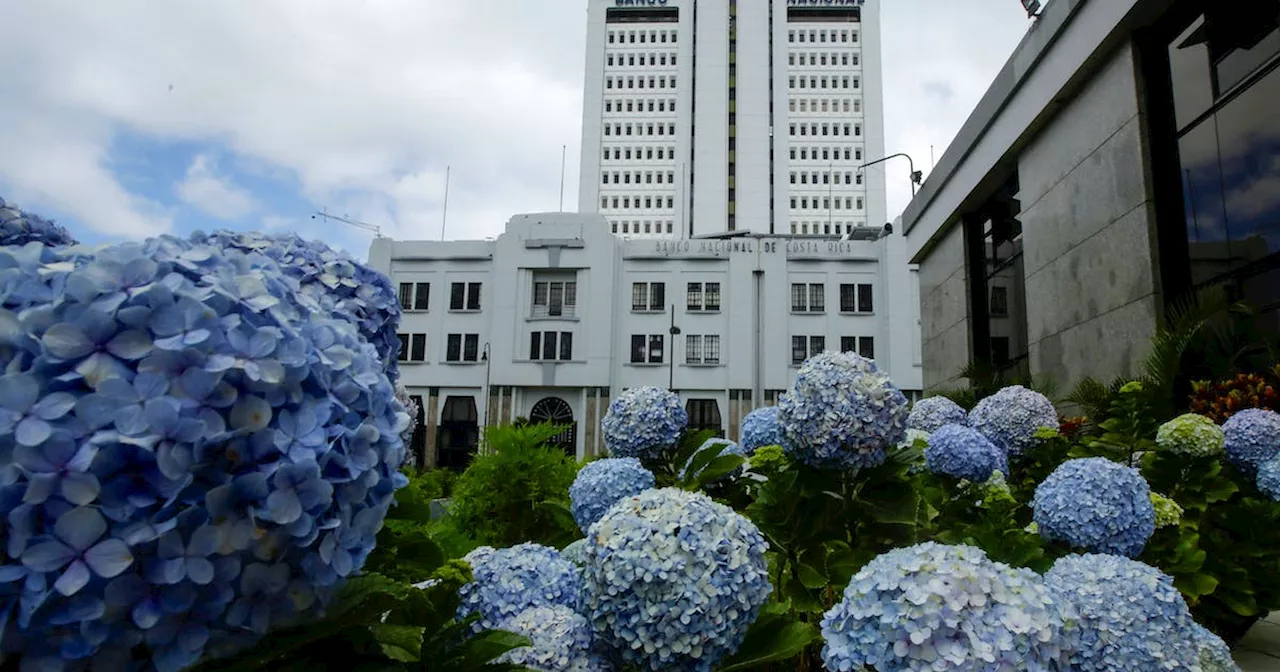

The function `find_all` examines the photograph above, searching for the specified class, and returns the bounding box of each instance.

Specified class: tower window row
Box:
[605,98,677,114]
[790,196,864,211]
[789,52,860,67]
[602,145,677,162]
[604,122,677,137]
[612,220,675,235]
[607,75,678,90]
[791,221,865,236]
[607,52,677,68]
[788,122,862,138]
[790,146,864,162]
[788,28,857,44]
[601,195,677,211]
[789,98,862,113]
[602,170,677,185]
[789,75,860,90]
[608,29,677,44]
[790,171,864,186]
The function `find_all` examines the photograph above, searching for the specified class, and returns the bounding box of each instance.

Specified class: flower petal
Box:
[15,416,51,448]
[31,392,76,421]
[84,539,134,579]
[53,559,93,596]
[60,472,101,506]
[0,374,38,413]
[186,558,215,586]
[42,323,95,360]
[20,541,76,572]
[105,329,153,361]
[54,507,107,552]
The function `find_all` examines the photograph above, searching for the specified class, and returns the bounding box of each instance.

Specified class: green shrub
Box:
[448,423,581,548]
[417,468,458,500]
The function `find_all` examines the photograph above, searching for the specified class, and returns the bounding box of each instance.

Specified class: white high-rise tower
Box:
[578,0,886,240]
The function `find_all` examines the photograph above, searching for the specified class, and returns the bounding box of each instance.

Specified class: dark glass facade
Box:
[965,173,1030,377]
[1153,3,1280,328]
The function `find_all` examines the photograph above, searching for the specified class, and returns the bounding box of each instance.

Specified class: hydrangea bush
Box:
[1256,455,1280,501]
[1222,408,1280,473]
[968,385,1059,456]
[738,405,782,455]
[456,543,583,633]
[1044,554,1204,671]
[776,352,909,470]
[0,230,409,670]
[924,424,1008,483]
[0,197,78,247]
[568,458,655,534]
[600,387,687,460]
[1033,458,1156,557]
[820,542,1071,672]
[582,488,771,671]
[496,605,609,672]
[1155,413,1225,457]
[907,396,967,434]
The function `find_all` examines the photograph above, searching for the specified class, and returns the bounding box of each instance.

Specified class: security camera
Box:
[1022,0,1041,17]
[883,222,894,234]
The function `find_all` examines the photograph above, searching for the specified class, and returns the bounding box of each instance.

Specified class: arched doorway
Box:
[437,396,479,470]
[529,397,577,457]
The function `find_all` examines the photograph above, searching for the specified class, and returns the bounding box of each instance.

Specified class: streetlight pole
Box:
[858,152,923,197]
[481,342,492,451]
[668,305,681,390]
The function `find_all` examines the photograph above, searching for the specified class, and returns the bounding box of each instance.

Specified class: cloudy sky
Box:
[0,0,1037,257]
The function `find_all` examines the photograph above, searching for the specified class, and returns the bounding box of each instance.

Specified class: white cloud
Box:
[0,0,1034,242]
[176,155,256,219]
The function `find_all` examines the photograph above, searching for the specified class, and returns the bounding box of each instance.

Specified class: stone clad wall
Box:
[918,223,971,392]
[1017,42,1161,392]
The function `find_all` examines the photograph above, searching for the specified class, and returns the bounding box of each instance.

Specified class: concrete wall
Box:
[917,222,971,391]
[1017,42,1160,391]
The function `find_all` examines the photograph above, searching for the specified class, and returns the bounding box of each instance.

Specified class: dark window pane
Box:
[1214,65,1280,263]
[466,283,482,310]
[687,282,702,310]
[650,283,665,310]
[632,283,647,311]
[859,336,875,360]
[1209,8,1280,95]
[560,332,573,360]
[631,335,646,363]
[811,336,825,355]
[1169,16,1216,130]
[543,332,558,361]
[397,333,409,361]
[990,286,1009,316]
[841,336,856,353]
[464,334,479,361]
[565,282,577,306]
[450,283,465,310]
[549,283,564,316]
[991,337,1011,365]
[414,283,430,311]
[791,284,806,311]
[809,284,825,312]
[705,283,721,310]
[399,283,413,310]
[840,284,856,312]
[792,336,807,365]
[530,332,541,360]
[411,334,427,362]
[446,334,462,361]
[649,335,664,363]
[858,284,874,313]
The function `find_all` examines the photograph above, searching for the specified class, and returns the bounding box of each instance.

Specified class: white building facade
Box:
[578,0,887,240]
[370,212,922,468]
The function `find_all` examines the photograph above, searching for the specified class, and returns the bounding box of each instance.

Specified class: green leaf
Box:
[796,561,828,590]
[696,454,747,488]
[857,485,920,526]
[783,574,824,612]
[824,540,859,588]
[1205,477,1240,503]
[457,630,533,670]
[683,441,730,486]
[371,624,425,662]
[719,614,821,671]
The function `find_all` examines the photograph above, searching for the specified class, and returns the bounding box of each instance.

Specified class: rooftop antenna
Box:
[311,208,382,237]
[440,165,451,241]
[559,145,567,212]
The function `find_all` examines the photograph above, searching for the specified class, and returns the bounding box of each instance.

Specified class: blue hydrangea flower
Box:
[0,227,410,669]
[1191,622,1241,672]
[457,543,583,633]
[600,387,688,460]
[968,385,1059,456]
[738,406,782,455]
[1256,455,1280,501]
[678,438,746,483]
[569,458,655,534]
[560,539,588,566]
[497,605,611,672]
[1033,458,1156,558]
[582,488,771,672]
[925,424,1009,482]
[777,352,909,470]
[1223,408,1280,474]
[1155,414,1225,457]
[1044,554,1204,671]
[0,198,78,247]
[821,542,1072,672]
[907,396,967,434]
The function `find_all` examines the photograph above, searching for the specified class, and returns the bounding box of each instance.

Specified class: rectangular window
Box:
[859,336,875,360]
[687,282,703,311]
[559,332,573,361]
[630,334,646,363]
[704,335,720,365]
[542,332,558,361]
[808,284,825,313]
[398,283,413,310]
[449,283,465,310]
[791,283,808,312]
[791,336,808,366]
[840,284,857,313]
[631,282,665,311]
[857,283,873,313]
[446,334,462,362]
[410,334,426,362]
[529,331,540,360]
[413,283,430,311]
[811,336,826,357]
[397,333,409,361]
[649,335,664,364]
[532,278,577,318]
[990,285,1009,317]
[466,283,481,311]
[704,282,720,311]
[840,336,856,353]
[686,334,702,364]
[463,334,479,362]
